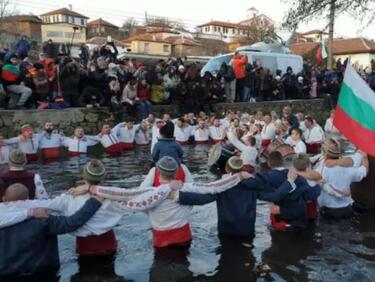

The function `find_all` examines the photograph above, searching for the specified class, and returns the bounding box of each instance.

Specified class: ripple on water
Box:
[2,145,374,282]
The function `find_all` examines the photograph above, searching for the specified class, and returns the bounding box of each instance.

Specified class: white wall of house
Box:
[334,53,373,70]
[198,25,248,43]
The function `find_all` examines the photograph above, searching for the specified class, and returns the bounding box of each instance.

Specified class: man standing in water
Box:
[0,183,103,281]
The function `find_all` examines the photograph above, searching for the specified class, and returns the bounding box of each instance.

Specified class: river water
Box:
[9,145,375,282]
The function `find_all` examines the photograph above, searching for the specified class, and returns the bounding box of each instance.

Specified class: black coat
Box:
[0,198,101,276]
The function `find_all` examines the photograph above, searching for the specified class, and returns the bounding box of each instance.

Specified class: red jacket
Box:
[232,55,248,79]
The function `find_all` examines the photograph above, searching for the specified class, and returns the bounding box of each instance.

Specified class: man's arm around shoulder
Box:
[45,197,102,235]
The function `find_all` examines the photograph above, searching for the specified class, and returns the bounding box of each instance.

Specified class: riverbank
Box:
[0,98,331,137]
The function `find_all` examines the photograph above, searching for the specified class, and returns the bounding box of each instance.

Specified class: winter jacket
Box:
[151,138,184,165]
[178,176,293,237]
[0,198,101,276]
[242,169,320,231]
[232,55,248,79]
[15,39,31,57]
[1,63,20,87]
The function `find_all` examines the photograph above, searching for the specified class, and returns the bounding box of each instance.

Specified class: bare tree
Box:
[283,0,375,69]
[243,17,278,43]
[121,17,138,37]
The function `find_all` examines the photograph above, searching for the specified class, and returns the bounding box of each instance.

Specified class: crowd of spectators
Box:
[1,38,375,122]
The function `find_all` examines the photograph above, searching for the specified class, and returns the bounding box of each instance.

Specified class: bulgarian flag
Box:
[316,39,328,62]
[333,63,375,156]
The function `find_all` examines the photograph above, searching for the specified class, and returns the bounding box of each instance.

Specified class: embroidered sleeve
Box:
[91,184,171,212]
[181,173,241,194]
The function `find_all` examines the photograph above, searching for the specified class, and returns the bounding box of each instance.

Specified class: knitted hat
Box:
[226,156,244,171]
[156,156,178,177]
[8,149,27,168]
[322,138,341,159]
[83,159,106,183]
[292,153,310,171]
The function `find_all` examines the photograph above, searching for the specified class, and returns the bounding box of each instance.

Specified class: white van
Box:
[200,45,303,76]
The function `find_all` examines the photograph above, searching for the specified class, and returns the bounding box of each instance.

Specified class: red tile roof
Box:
[333,38,375,55]
[88,18,118,28]
[124,33,172,44]
[167,36,201,46]
[197,21,246,30]
[301,29,328,36]
[41,8,89,19]
[289,37,375,56]
[289,42,319,56]
[1,15,42,23]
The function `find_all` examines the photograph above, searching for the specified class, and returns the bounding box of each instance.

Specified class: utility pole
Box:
[327,0,336,70]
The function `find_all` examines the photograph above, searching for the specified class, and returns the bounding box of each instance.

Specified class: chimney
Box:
[68,4,73,11]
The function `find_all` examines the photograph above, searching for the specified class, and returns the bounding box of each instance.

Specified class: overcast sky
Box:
[11,0,375,39]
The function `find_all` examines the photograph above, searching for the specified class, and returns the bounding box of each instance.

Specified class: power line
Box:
[11,0,203,28]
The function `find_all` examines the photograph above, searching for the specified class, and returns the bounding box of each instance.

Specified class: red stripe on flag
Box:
[333,106,375,156]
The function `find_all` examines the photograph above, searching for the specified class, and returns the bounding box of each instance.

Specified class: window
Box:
[218,27,221,32]
[144,43,150,53]
[81,18,84,26]
[214,26,217,32]
[163,44,169,53]
[232,28,235,34]
[101,26,105,32]
[69,16,74,23]
[207,26,210,32]
[62,15,67,22]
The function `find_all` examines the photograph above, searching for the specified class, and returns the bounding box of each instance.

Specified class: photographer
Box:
[99,37,118,63]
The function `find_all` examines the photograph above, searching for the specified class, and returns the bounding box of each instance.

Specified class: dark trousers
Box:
[235,78,245,102]
[320,205,353,219]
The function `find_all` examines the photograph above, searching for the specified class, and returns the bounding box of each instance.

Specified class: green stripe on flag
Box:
[338,83,375,131]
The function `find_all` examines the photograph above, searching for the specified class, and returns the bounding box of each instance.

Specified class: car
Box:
[200,42,303,77]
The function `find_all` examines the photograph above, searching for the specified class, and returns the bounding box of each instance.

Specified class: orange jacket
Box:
[232,54,248,79]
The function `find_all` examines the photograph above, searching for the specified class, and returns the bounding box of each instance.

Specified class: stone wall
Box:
[0,98,331,137]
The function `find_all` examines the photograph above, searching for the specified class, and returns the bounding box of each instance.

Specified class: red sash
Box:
[261,139,271,147]
[152,224,192,248]
[307,200,318,220]
[69,151,82,157]
[270,214,288,231]
[26,153,38,162]
[177,141,189,145]
[242,164,254,174]
[306,143,321,154]
[121,142,134,150]
[76,230,117,256]
[195,140,209,144]
[135,143,149,147]
[105,143,123,156]
[41,148,60,160]
[211,139,223,145]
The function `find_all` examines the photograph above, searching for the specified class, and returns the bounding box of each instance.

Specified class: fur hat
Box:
[8,149,27,168]
[83,159,106,183]
[156,156,178,177]
[322,138,341,159]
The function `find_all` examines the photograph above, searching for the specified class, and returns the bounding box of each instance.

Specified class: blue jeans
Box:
[242,87,252,102]
[137,101,152,119]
